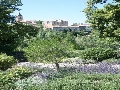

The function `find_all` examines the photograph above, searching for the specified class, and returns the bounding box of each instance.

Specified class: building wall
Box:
[42,21,53,29]
[52,26,80,31]
[79,25,91,32]
[42,20,68,29]
[16,13,39,27]
[16,15,23,22]
[16,13,90,31]
[52,26,91,31]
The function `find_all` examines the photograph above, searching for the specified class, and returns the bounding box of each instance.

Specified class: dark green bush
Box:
[0,53,17,70]
[80,47,117,61]
[0,23,39,53]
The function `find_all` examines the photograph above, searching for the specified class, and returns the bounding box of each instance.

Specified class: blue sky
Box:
[14,0,88,25]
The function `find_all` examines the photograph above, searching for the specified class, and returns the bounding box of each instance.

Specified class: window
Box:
[53,21,56,25]
[61,21,64,24]
[47,21,50,24]
[19,16,22,19]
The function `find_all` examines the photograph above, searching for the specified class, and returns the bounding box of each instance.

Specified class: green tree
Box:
[0,0,39,52]
[84,0,120,38]
[24,38,70,71]
[36,20,43,29]
[0,0,22,52]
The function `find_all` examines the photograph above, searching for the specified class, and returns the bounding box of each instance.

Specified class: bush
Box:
[75,32,99,50]
[24,73,120,90]
[8,66,35,79]
[0,66,35,89]
[80,47,117,61]
[0,53,17,70]
[76,30,120,50]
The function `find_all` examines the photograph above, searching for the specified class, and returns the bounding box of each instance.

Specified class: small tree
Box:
[24,38,72,70]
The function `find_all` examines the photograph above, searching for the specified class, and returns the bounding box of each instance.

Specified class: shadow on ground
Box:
[7,51,28,62]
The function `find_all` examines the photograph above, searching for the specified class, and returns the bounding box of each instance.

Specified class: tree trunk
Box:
[55,62,59,71]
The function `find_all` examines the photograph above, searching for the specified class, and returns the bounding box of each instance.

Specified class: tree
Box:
[83,0,120,38]
[24,38,70,71]
[0,0,22,52]
[36,20,43,29]
[0,0,39,52]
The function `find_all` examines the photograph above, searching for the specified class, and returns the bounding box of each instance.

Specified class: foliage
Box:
[63,31,80,50]
[0,53,17,70]
[84,0,120,38]
[0,66,35,90]
[0,23,39,52]
[38,30,80,50]
[80,47,117,61]
[23,30,81,63]
[14,24,39,49]
[75,33,99,50]
[0,0,39,53]
[76,30,120,61]
[23,38,71,63]
[36,20,43,29]
[0,0,22,52]
[22,73,120,90]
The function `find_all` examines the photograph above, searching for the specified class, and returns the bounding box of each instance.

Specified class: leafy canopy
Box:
[84,0,120,38]
[0,0,39,52]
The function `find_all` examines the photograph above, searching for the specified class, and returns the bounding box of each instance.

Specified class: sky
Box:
[13,0,89,25]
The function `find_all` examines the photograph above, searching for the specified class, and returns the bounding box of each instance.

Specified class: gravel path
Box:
[16,62,120,70]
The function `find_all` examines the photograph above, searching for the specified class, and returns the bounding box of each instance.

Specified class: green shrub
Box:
[80,47,117,61]
[8,66,35,79]
[76,30,119,50]
[0,53,17,70]
[24,73,120,90]
[0,66,35,89]
[75,33,99,50]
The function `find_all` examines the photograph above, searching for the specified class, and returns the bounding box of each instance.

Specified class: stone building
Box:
[42,19,68,29]
[15,13,91,31]
[42,20,90,31]
[16,12,23,22]
[16,13,38,27]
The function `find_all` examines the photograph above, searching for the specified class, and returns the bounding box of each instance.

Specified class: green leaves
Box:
[81,47,116,61]
[84,0,120,38]
[0,53,17,70]
[24,73,120,90]
[0,0,22,52]
[23,38,69,63]
[0,66,34,89]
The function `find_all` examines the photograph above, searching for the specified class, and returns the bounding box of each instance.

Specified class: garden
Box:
[0,0,120,90]
[0,29,120,90]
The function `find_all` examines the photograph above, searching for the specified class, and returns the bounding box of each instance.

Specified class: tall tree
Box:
[84,0,120,38]
[0,0,39,52]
